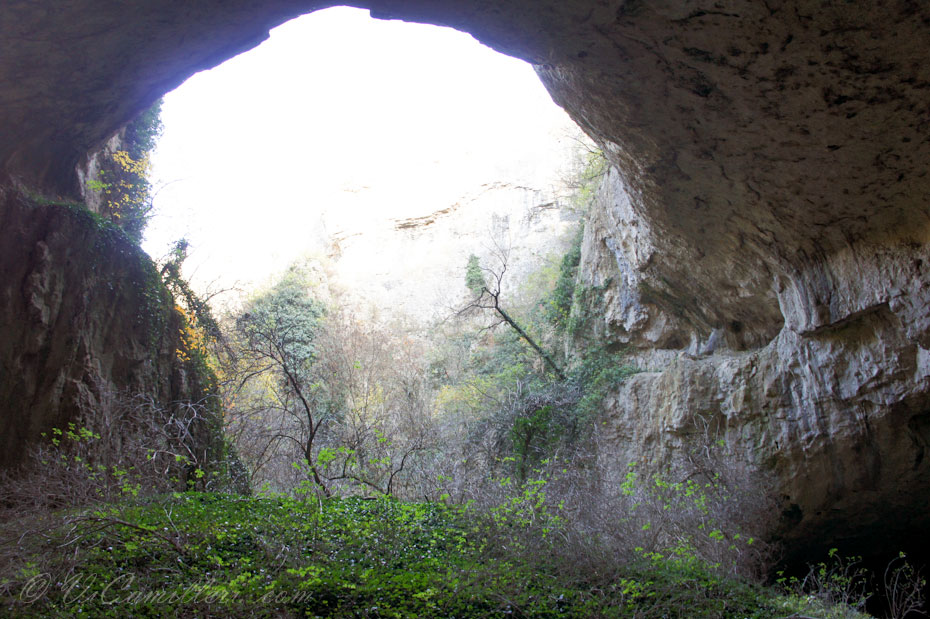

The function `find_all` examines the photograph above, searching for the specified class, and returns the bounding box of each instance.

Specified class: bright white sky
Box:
[143,7,579,294]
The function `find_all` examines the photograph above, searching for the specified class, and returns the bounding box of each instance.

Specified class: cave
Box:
[2,0,929,570]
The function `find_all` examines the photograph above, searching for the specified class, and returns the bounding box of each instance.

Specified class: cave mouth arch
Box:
[6,0,928,348]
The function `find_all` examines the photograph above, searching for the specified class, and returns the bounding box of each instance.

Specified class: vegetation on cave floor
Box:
[1,491,852,618]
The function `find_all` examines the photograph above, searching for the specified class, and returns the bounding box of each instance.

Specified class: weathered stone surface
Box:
[4,0,927,342]
[581,166,930,559]
[603,326,930,558]
[1,0,929,555]
[324,179,581,323]
[0,187,205,468]
[537,1,930,349]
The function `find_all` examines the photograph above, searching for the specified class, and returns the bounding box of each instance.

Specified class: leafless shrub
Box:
[883,553,926,618]
[422,409,780,587]
[780,551,872,618]
[0,388,221,521]
[222,297,444,499]
[423,372,779,579]
[0,388,238,597]
[778,550,926,619]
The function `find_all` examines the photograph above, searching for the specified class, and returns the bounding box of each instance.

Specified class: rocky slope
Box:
[0,0,928,558]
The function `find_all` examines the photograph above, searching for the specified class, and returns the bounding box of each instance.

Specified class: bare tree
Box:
[461,244,566,380]
[222,271,440,498]
[221,265,332,494]
[310,309,436,497]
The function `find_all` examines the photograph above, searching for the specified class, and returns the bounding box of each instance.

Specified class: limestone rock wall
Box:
[0,187,205,468]
[580,166,930,558]
[323,181,581,323]
[536,0,930,351]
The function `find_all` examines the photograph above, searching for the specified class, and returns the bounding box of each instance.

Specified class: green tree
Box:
[159,238,220,340]
[545,228,582,332]
[462,252,565,380]
[124,98,164,159]
[92,99,164,242]
[226,265,329,493]
[465,254,486,297]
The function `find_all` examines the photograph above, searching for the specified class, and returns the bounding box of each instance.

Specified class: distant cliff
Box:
[320,180,581,321]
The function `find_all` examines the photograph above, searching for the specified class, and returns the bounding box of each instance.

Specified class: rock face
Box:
[0,187,210,468]
[1,0,928,556]
[580,168,930,557]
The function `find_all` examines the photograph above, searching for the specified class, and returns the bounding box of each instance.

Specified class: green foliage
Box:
[774,549,927,619]
[465,253,485,297]
[545,227,583,332]
[236,266,326,379]
[91,99,164,242]
[435,337,637,484]
[124,98,164,160]
[563,278,611,339]
[23,189,85,210]
[1,492,835,618]
[775,549,873,618]
[438,237,640,479]
[85,178,109,193]
[509,406,554,480]
[63,199,124,233]
[570,347,638,424]
[883,552,927,619]
[150,241,229,483]
[220,264,335,491]
[570,148,609,212]
[30,194,221,406]
[159,239,221,341]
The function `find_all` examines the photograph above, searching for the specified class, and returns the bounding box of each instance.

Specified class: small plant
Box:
[777,549,872,619]
[0,389,222,520]
[883,552,927,619]
[775,549,928,618]
[0,470,869,618]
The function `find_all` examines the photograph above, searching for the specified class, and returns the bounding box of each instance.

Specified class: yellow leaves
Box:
[174,304,212,364]
[435,376,494,418]
[95,150,152,234]
[349,382,386,420]
[112,150,150,176]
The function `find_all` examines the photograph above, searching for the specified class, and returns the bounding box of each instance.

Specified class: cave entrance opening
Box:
[142,6,585,310]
